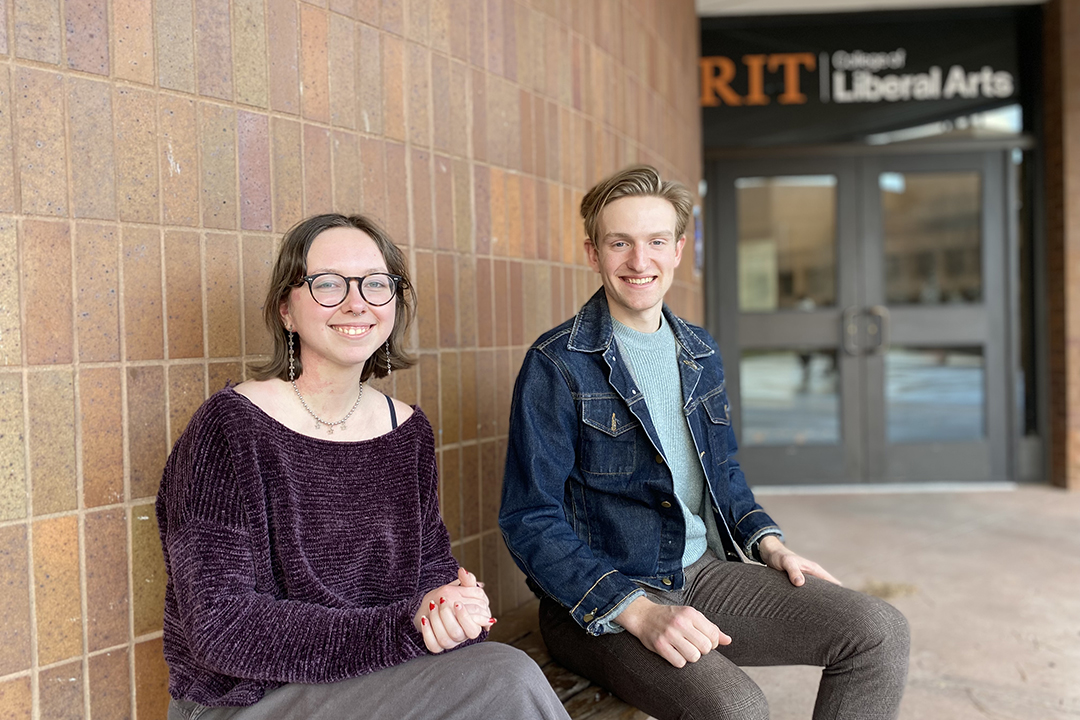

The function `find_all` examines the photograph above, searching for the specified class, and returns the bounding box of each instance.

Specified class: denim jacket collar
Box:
[566,288,715,360]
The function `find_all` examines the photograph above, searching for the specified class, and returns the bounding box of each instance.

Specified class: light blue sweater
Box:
[612,316,709,568]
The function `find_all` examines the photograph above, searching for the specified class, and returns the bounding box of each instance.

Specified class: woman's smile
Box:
[331,323,374,337]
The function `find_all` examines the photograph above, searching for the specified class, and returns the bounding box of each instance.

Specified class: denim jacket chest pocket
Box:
[701,390,732,467]
[579,397,639,479]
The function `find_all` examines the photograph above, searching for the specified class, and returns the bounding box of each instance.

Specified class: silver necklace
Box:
[291,379,364,435]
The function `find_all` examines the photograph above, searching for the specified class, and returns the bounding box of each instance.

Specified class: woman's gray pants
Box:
[167,642,570,720]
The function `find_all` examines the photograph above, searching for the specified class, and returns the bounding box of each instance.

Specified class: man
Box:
[499,165,909,719]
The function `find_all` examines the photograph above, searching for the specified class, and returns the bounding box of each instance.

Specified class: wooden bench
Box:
[488,599,654,720]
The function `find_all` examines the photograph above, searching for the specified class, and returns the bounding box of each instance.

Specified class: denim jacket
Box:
[499,289,783,636]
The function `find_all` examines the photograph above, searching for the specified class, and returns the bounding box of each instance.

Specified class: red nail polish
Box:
[429,601,435,610]
[489,618,497,624]
[454,603,461,610]
[439,597,445,605]
[421,617,427,626]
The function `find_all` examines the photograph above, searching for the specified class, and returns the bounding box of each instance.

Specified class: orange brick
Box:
[75,223,120,362]
[300,5,330,122]
[115,86,161,224]
[33,516,83,664]
[15,69,66,217]
[411,148,433,248]
[382,33,405,141]
[303,124,333,216]
[329,14,356,129]
[196,0,233,100]
[199,103,238,229]
[238,111,272,231]
[331,130,361,212]
[156,0,195,92]
[113,0,154,84]
[65,0,109,74]
[268,0,299,114]
[384,141,408,242]
[271,117,303,231]
[233,0,269,107]
[0,525,30,675]
[21,220,72,364]
[15,0,61,63]
[407,42,430,147]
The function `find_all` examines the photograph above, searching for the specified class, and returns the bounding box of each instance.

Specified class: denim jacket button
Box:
[662,577,673,586]
[583,613,595,622]
[660,500,672,508]
[654,454,664,464]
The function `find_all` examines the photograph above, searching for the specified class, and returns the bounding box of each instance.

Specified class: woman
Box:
[157,214,569,720]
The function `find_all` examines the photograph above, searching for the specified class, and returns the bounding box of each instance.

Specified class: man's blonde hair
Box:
[580,165,693,244]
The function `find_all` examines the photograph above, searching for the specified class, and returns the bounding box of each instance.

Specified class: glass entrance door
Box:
[707,151,1012,484]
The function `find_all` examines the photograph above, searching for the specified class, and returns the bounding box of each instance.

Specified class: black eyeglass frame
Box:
[297,272,407,308]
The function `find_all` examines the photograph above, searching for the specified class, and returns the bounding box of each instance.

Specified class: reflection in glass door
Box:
[740,349,840,447]
[885,347,985,444]
[881,171,983,305]
[736,175,843,451]
[862,154,1009,482]
[879,171,986,445]
[736,176,837,313]
[711,158,862,484]
[708,152,1012,485]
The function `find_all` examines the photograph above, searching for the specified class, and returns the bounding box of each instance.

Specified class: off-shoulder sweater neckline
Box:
[221,385,422,447]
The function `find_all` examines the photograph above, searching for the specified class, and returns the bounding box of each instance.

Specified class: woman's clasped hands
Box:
[414,567,495,653]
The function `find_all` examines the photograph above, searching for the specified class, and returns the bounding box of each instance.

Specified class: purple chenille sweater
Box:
[156,387,477,707]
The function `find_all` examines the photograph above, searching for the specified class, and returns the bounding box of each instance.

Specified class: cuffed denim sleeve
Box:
[746,529,785,563]
[499,345,641,635]
[589,586,645,635]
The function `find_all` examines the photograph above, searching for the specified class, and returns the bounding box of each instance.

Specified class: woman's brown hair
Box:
[248,213,417,382]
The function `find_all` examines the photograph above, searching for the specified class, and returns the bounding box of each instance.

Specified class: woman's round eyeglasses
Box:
[298,272,405,307]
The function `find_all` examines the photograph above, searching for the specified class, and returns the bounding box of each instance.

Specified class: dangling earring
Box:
[384,340,392,375]
[287,327,296,382]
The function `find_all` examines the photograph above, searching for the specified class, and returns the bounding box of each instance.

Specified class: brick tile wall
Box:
[0,0,705,715]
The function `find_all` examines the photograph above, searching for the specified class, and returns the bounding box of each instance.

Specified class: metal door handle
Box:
[867,305,890,354]
[842,306,861,356]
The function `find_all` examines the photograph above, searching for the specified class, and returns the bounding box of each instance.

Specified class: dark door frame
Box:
[702,137,1034,485]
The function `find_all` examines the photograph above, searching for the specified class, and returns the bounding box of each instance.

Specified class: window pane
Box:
[881,172,982,305]
[737,176,837,312]
[739,349,840,446]
[886,347,984,444]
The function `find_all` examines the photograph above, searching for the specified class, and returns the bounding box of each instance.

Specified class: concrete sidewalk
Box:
[743,485,1080,720]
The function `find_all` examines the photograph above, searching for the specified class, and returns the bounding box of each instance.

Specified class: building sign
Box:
[700,7,1031,147]
[825,50,1013,104]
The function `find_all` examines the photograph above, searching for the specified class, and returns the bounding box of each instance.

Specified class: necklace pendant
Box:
[293,379,363,438]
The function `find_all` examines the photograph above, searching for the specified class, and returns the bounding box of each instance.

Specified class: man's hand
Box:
[614,596,731,668]
[757,535,841,587]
